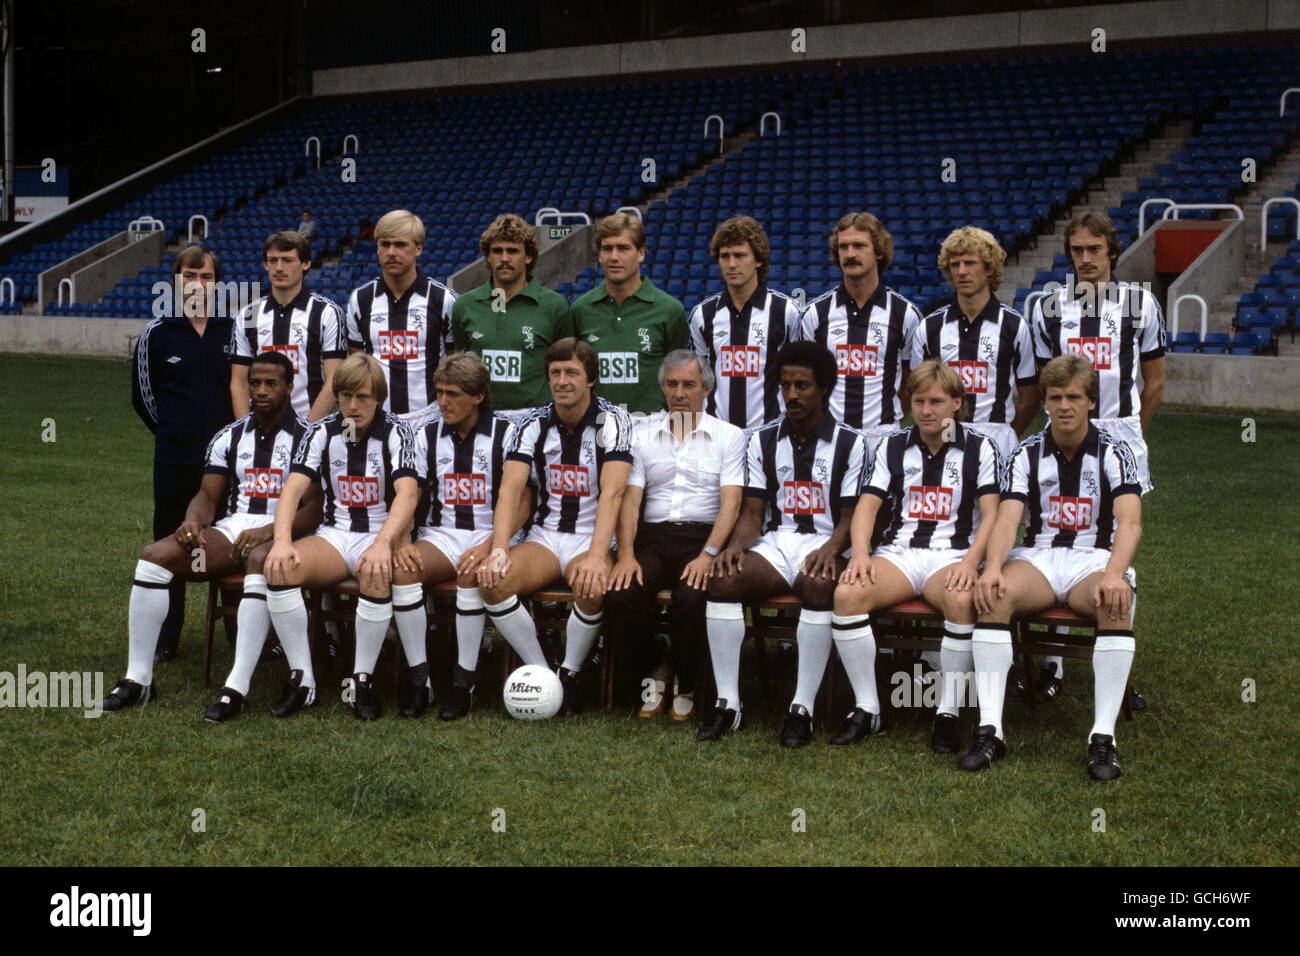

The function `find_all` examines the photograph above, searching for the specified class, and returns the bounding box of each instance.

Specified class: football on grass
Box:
[503,665,562,720]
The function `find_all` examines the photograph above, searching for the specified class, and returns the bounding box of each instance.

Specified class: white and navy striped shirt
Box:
[231,288,347,419]
[291,411,418,533]
[864,422,999,551]
[203,409,311,518]
[1030,279,1166,421]
[346,271,457,421]
[506,397,634,537]
[414,410,512,533]
[690,287,803,430]
[801,282,921,429]
[744,413,865,537]
[911,296,1038,425]
[1003,423,1141,551]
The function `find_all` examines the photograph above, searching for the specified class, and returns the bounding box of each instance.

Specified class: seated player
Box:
[263,354,424,720]
[969,354,1142,780]
[477,338,634,716]
[832,360,1000,749]
[391,353,531,720]
[102,352,321,713]
[701,341,867,747]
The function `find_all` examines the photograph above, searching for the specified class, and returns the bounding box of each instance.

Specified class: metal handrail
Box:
[305,136,321,169]
[704,114,724,153]
[1261,197,1300,248]
[615,206,643,221]
[1170,293,1207,341]
[0,277,14,306]
[1160,203,1244,223]
[1281,88,1300,118]
[187,214,208,242]
[535,209,592,226]
[57,277,74,306]
[759,112,782,136]
[343,133,359,153]
[1138,198,1174,236]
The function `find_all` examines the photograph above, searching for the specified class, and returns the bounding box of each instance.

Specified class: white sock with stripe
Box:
[831,613,879,715]
[792,608,832,715]
[1090,630,1135,741]
[484,597,547,666]
[937,621,974,718]
[456,587,488,672]
[392,583,427,668]
[971,624,1013,739]
[224,574,268,696]
[126,560,172,685]
[562,606,604,673]
[706,601,745,709]
[354,594,392,675]
[267,585,315,689]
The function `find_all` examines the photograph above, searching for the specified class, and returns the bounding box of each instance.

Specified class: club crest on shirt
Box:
[367,452,381,474]
[408,307,426,332]
[751,326,766,347]
[814,459,829,482]
[980,337,997,362]
[582,444,595,466]
[944,461,961,484]
[474,449,490,472]
[637,327,652,352]
[868,323,885,345]
[273,446,290,469]
[291,323,306,340]
[521,325,536,350]
[1081,470,1099,497]
[1104,317,1119,337]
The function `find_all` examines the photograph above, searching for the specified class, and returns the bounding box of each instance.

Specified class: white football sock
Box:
[456,587,487,672]
[1090,631,1135,741]
[971,624,1014,739]
[267,585,315,689]
[392,583,427,668]
[224,574,268,696]
[484,597,547,666]
[706,601,745,709]
[937,621,974,717]
[562,606,603,673]
[831,613,879,715]
[790,608,832,715]
[126,560,173,685]
[354,594,392,675]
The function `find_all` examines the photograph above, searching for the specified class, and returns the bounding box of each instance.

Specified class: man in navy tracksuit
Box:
[131,246,235,660]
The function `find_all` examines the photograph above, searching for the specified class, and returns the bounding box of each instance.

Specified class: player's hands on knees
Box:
[175,521,207,550]
[1094,571,1132,621]
[232,524,274,560]
[681,553,713,590]
[477,547,511,589]
[840,553,875,586]
[393,541,423,576]
[974,569,1005,616]
[945,557,980,591]
[802,544,839,581]
[610,555,643,591]
[264,542,301,585]
[456,542,491,577]
[568,554,609,602]
[357,540,393,591]
[716,547,745,577]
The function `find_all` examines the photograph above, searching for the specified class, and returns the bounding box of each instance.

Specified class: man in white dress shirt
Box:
[608,350,746,721]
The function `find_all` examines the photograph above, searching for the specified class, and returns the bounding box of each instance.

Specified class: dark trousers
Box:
[153,460,205,650]
[605,522,712,693]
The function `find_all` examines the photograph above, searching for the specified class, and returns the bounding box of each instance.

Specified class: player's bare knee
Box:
[706,574,743,602]
[942,587,974,622]
[456,571,479,590]
[244,543,271,574]
[141,538,177,568]
[833,582,869,616]
[575,594,603,616]
[392,566,421,587]
[800,578,835,609]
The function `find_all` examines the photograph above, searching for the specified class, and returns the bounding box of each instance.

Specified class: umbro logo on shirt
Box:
[588,335,600,343]
[167,356,182,364]
[471,331,484,340]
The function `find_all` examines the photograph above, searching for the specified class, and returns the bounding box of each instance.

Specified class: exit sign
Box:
[549,226,572,239]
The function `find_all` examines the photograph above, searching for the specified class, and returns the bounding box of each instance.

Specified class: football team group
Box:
[107,205,1164,781]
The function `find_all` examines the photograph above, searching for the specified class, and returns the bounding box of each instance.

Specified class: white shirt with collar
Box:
[627,411,746,525]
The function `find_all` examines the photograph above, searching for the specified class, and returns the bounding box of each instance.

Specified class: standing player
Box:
[831,361,1000,749]
[104,352,320,713]
[263,354,424,720]
[690,216,803,431]
[452,213,573,421]
[701,342,866,747]
[911,226,1040,465]
[231,231,346,422]
[801,212,922,453]
[347,210,457,428]
[1027,211,1164,702]
[572,212,689,416]
[132,244,235,662]
[391,353,532,721]
[477,339,634,716]
[968,354,1142,780]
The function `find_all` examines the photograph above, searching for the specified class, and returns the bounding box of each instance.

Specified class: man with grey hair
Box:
[607,350,746,720]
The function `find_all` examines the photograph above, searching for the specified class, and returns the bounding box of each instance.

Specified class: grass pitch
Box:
[0,353,1296,866]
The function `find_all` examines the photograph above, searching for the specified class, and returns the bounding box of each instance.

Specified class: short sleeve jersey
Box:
[801,282,921,429]
[203,409,311,519]
[346,271,457,419]
[230,288,347,418]
[505,397,634,538]
[911,296,1038,424]
[864,422,999,551]
[744,413,865,536]
[414,411,513,534]
[291,411,418,533]
[451,277,574,411]
[1003,422,1141,550]
[572,276,689,415]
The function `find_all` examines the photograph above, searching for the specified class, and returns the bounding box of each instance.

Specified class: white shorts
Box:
[1097,415,1153,493]
[963,421,1019,463]
[749,529,835,589]
[314,525,381,576]
[861,423,902,464]
[874,545,968,595]
[1007,546,1135,605]
[522,525,595,575]
[208,512,275,546]
[416,525,486,567]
